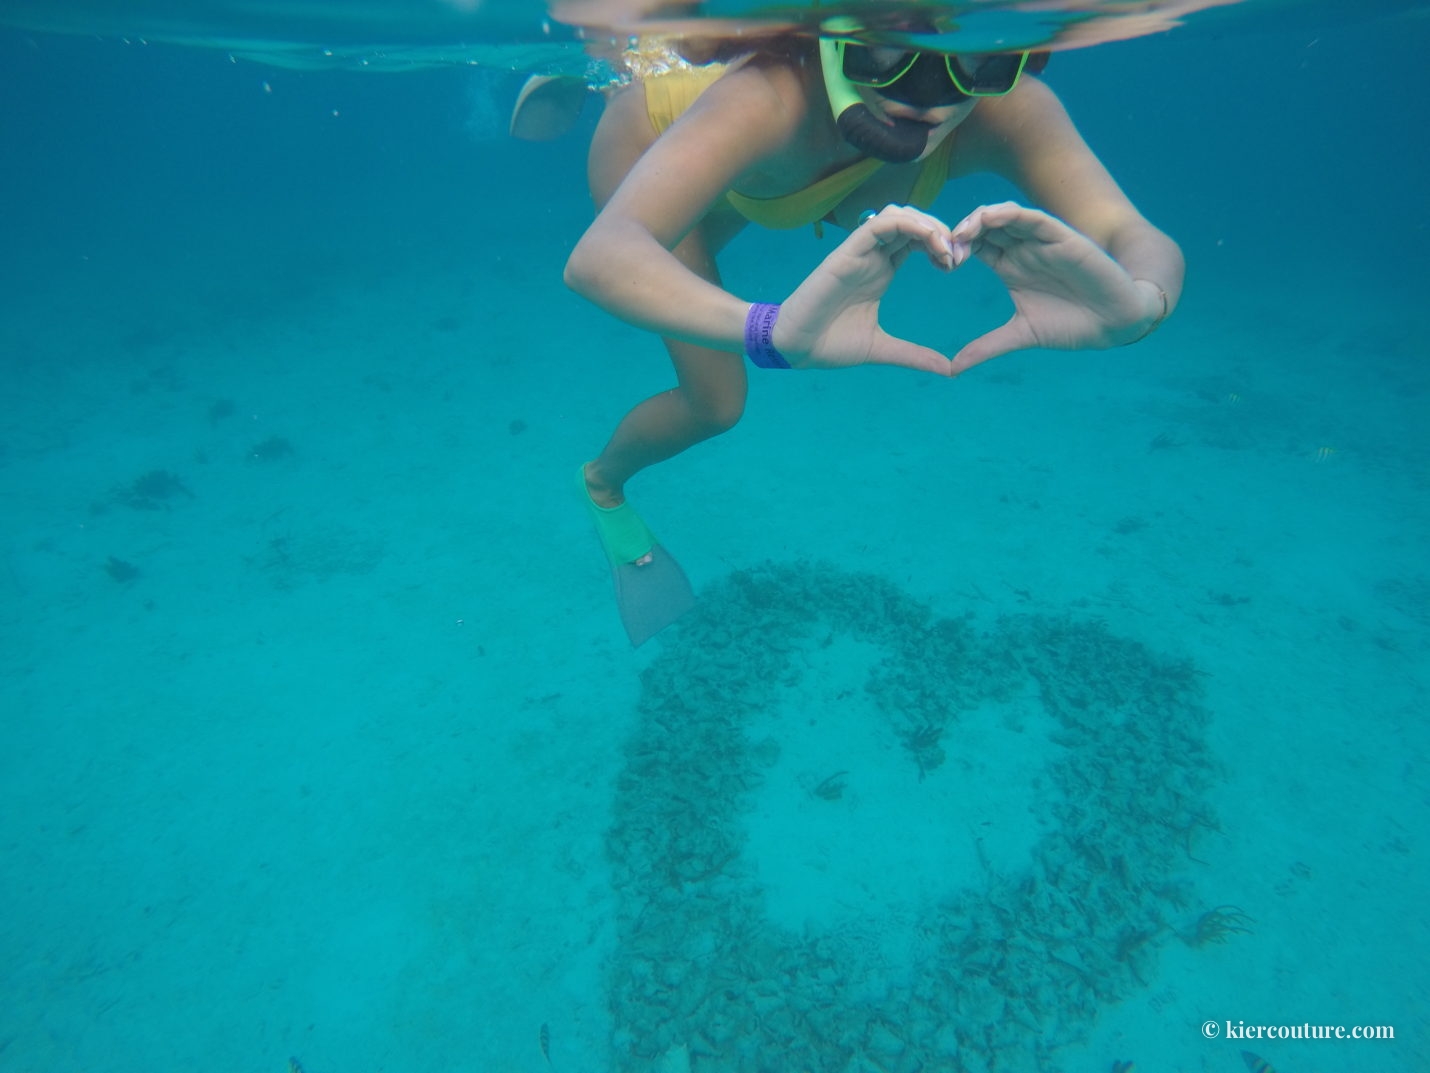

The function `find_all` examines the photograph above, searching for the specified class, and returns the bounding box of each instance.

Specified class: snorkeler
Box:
[552,22,1184,644]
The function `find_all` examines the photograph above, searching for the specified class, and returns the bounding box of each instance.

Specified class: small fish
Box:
[1242,1051,1277,1073]
[539,1022,552,1066]
[288,1059,305,1073]
[1110,1061,1136,1073]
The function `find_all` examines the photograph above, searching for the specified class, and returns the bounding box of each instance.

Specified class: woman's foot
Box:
[579,462,654,566]
[510,75,589,141]
[581,460,623,509]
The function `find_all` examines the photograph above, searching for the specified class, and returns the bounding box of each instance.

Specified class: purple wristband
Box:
[744,302,790,369]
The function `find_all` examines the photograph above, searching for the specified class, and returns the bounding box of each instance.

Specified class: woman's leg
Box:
[583,351,746,505]
[580,85,749,510]
[583,217,748,507]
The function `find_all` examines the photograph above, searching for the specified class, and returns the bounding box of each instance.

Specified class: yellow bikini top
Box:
[725,137,954,230]
[643,62,955,232]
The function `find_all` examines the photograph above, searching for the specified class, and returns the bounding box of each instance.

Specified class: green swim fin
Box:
[576,466,695,646]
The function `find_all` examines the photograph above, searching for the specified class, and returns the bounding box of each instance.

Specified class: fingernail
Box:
[952,240,970,265]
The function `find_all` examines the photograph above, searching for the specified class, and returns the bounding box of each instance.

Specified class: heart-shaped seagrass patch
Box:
[606,563,1215,1073]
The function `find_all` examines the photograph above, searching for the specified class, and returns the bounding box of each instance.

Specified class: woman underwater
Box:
[550,25,1185,642]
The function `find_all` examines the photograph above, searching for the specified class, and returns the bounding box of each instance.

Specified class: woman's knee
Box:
[684,386,746,438]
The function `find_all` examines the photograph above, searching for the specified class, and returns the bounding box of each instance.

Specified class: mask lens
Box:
[946,52,1028,96]
[840,43,918,87]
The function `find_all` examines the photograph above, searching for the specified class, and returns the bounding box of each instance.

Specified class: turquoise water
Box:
[1,4,1426,1072]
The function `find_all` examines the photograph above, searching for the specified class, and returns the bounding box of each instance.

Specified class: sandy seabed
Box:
[1,188,1426,1073]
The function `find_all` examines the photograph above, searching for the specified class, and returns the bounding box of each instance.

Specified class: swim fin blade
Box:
[611,544,695,647]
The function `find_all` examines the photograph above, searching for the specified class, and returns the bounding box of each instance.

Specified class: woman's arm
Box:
[963,78,1185,306]
[564,61,962,375]
[563,62,800,351]
[941,78,1187,371]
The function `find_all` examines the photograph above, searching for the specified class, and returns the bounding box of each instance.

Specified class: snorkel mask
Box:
[819,18,1034,164]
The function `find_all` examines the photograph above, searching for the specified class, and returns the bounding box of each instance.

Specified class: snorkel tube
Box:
[818,28,931,164]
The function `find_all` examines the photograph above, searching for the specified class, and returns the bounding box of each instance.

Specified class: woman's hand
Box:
[773,205,958,376]
[946,201,1166,373]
